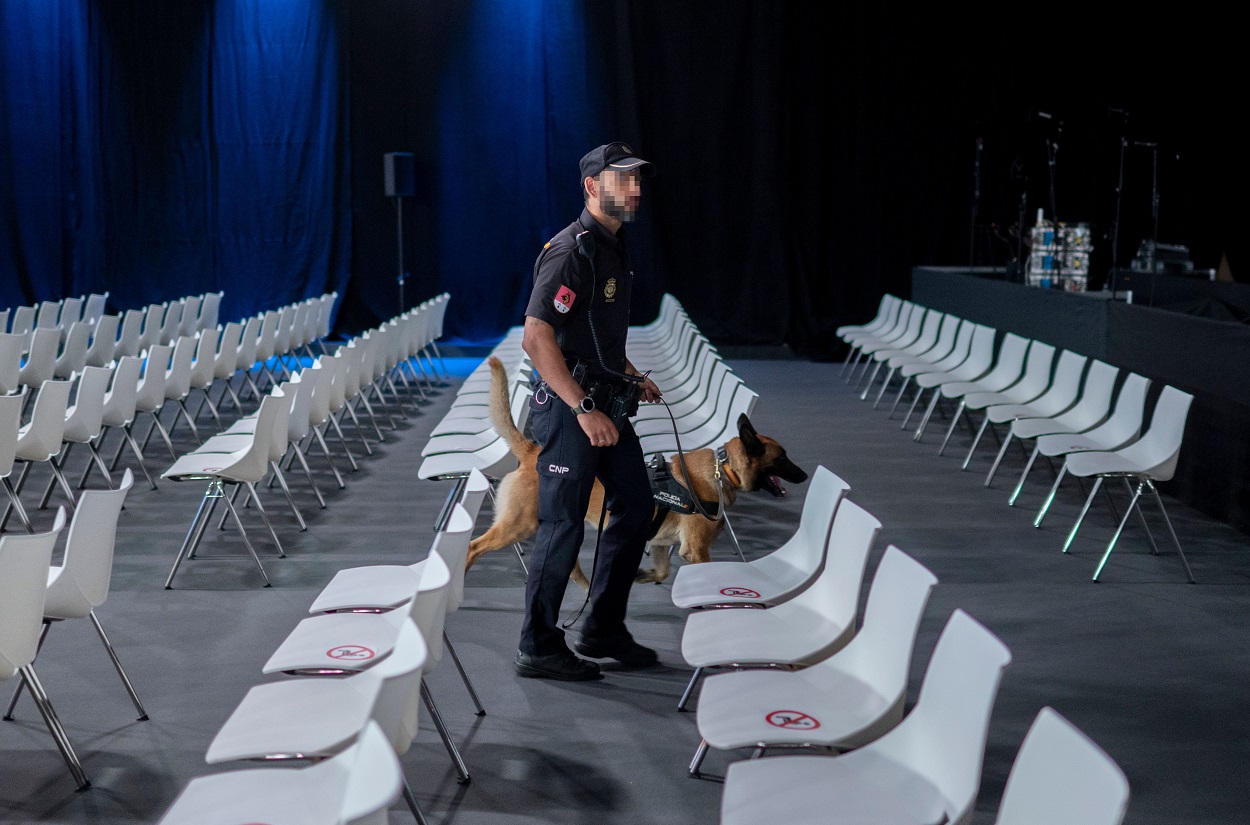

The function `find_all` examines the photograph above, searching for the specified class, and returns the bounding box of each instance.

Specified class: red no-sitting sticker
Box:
[327,645,375,661]
[765,710,820,730]
[719,586,761,599]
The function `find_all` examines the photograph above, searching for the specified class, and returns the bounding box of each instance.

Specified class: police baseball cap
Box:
[579,142,655,181]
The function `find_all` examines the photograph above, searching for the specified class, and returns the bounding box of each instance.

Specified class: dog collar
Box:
[716,446,741,490]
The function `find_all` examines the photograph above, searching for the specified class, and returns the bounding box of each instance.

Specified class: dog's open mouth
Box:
[760,475,787,497]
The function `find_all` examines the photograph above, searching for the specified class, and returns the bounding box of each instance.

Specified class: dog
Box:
[463,356,809,585]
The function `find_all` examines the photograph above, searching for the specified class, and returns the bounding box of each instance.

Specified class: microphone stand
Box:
[1135,140,1161,306]
[970,136,982,268]
[1045,124,1062,289]
[1107,109,1129,299]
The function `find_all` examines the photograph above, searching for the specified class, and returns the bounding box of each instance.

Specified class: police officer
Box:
[515,142,663,681]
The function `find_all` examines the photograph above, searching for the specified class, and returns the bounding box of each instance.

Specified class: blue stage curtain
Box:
[1,0,350,326]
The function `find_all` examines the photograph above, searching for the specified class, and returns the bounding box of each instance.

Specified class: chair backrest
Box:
[336,720,405,825]
[0,392,25,476]
[1006,339,1056,403]
[791,498,883,644]
[178,294,202,337]
[62,365,112,444]
[0,332,23,394]
[873,609,1013,825]
[10,305,37,339]
[443,487,484,612]
[307,357,332,426]
[1051,359,1119,433]
[255,309,281,362]
[84,314,120,367]
[222,387,290,482]
[1020,349,1088,418]
[187,329,217,389]
[45,469,134,615]
[907,312,959,365]
[53,320,93,379]
[428,292,449,339]
[753,464,851,585]
[82,292,109,324]
[58,296,84,330]
[135,344,173,410]
[101,355,143,427]
[115,309,145,358]
[235,314,262,368]
[36,300,62,329]
[828,545,938,744]
[972,333,1029,393]
[1118,385,1193,480]
[266,380,294,460]
[317,292,338,340]
[285,370,314,441]
[367,618,430,757]
[405,539,455,673]
[993,706,1130,825]
[1080,372,1152,450]
[20,327,61,388]
[18,378,73,460]
[138,303,166,351]
[0,507,67,679]
[159,299,185,344]
[198,291,223,332]
[212,321,244,379]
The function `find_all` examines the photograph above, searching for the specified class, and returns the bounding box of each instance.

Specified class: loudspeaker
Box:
[383,152,415,198]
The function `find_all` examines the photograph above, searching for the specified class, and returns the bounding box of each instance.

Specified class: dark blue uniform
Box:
[519,209,653,657]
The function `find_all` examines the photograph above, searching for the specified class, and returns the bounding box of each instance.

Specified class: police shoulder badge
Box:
[554,285,576,314]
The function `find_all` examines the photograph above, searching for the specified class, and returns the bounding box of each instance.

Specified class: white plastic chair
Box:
[19,327,61,399]
[3,378,74,528]
[992,707,1130,825]
[689,545,938,779]
[1059,385,1196,582]
[262,535,472,784]
[161,387,292,588]
[197,290,223,333]
[4,471,145,724]
[159,334,204,445]
[83,313,120,368]
[0,509,83,789]
[963,347,1086,472]
[937,336,1051,457]
[1029,372,1152,525]
[0,391,34,531]
[114,308,145,359]
[52,320,92,380]
[82,292,109,325]
[35,300,62,331]
[137,303,166,353]
[855,306,938,399]
[992,357,1118,490]
[718,609,1012,825]
[876,312,961,410]
[908,323,997,438]
[157,719,403,825]
[0,332,24,395]
[177,294,202,338]
[130,343,177,460]
[204,618,431,823]
[38,365,113,510]
[158,298,185,345]
[841,296,904,380]
[676,498,882,712]
[670,465,850,609]
[99,355,158,490]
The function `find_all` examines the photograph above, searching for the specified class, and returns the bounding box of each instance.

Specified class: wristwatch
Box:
[572,396,595,415]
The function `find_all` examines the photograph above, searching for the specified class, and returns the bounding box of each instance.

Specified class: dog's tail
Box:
[487,355,534,459]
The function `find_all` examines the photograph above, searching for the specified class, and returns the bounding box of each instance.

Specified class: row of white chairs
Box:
[837,294,1196,582]
[414,293,759,547]
[669,464,1131,825]
[156,469,490,825]
[0,471,140,792]
[159,296,452,589]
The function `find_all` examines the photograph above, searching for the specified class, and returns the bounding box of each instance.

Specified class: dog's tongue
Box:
[769,475,787,496]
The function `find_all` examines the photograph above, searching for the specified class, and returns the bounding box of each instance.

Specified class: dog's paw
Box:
[634,568,666,585]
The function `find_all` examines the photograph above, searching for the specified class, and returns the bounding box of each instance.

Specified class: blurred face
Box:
[596,169,643,223]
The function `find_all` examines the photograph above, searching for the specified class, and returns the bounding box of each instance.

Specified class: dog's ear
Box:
[738,413,765,457]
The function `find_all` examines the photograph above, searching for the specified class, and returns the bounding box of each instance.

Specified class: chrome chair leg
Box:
[961,415,991,468]
[1149,480,1196,583]
[19,664,90,790]
[1033,464,1068,527]
[443,633,485,716]
[677,666,704,712]
[1062,477,1102,553]
[937,401,967,456]
[420,680,470,784]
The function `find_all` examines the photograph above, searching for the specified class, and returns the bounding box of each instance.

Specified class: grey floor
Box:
[2,351,1248,824]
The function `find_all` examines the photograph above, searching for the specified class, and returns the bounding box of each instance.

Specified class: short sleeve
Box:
[525,243,581,329]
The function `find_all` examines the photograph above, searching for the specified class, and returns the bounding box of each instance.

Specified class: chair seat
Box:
[697,666,895,751]
[680,602,848,669]
[1011,416,1083,440]
[161,447,252,481]
[1035,431,1129,458]
[308,563,423,613]
[262,609,404,675]
[417,439,517,481]
[984,401,1050,423]
[205,675,378,764]
[159,766,351,825]
[670,559,804,609]
[1063,451,1152,479]
[720,749,947,825]
[421,431,500,458]
[960,389,1036,410]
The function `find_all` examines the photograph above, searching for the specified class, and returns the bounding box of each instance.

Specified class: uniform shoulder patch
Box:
[554,285,576,314]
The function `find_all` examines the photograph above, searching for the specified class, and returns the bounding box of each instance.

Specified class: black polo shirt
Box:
[525,208,633,376]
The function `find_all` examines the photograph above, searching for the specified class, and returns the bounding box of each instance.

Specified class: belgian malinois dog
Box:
[463,356,808,585]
